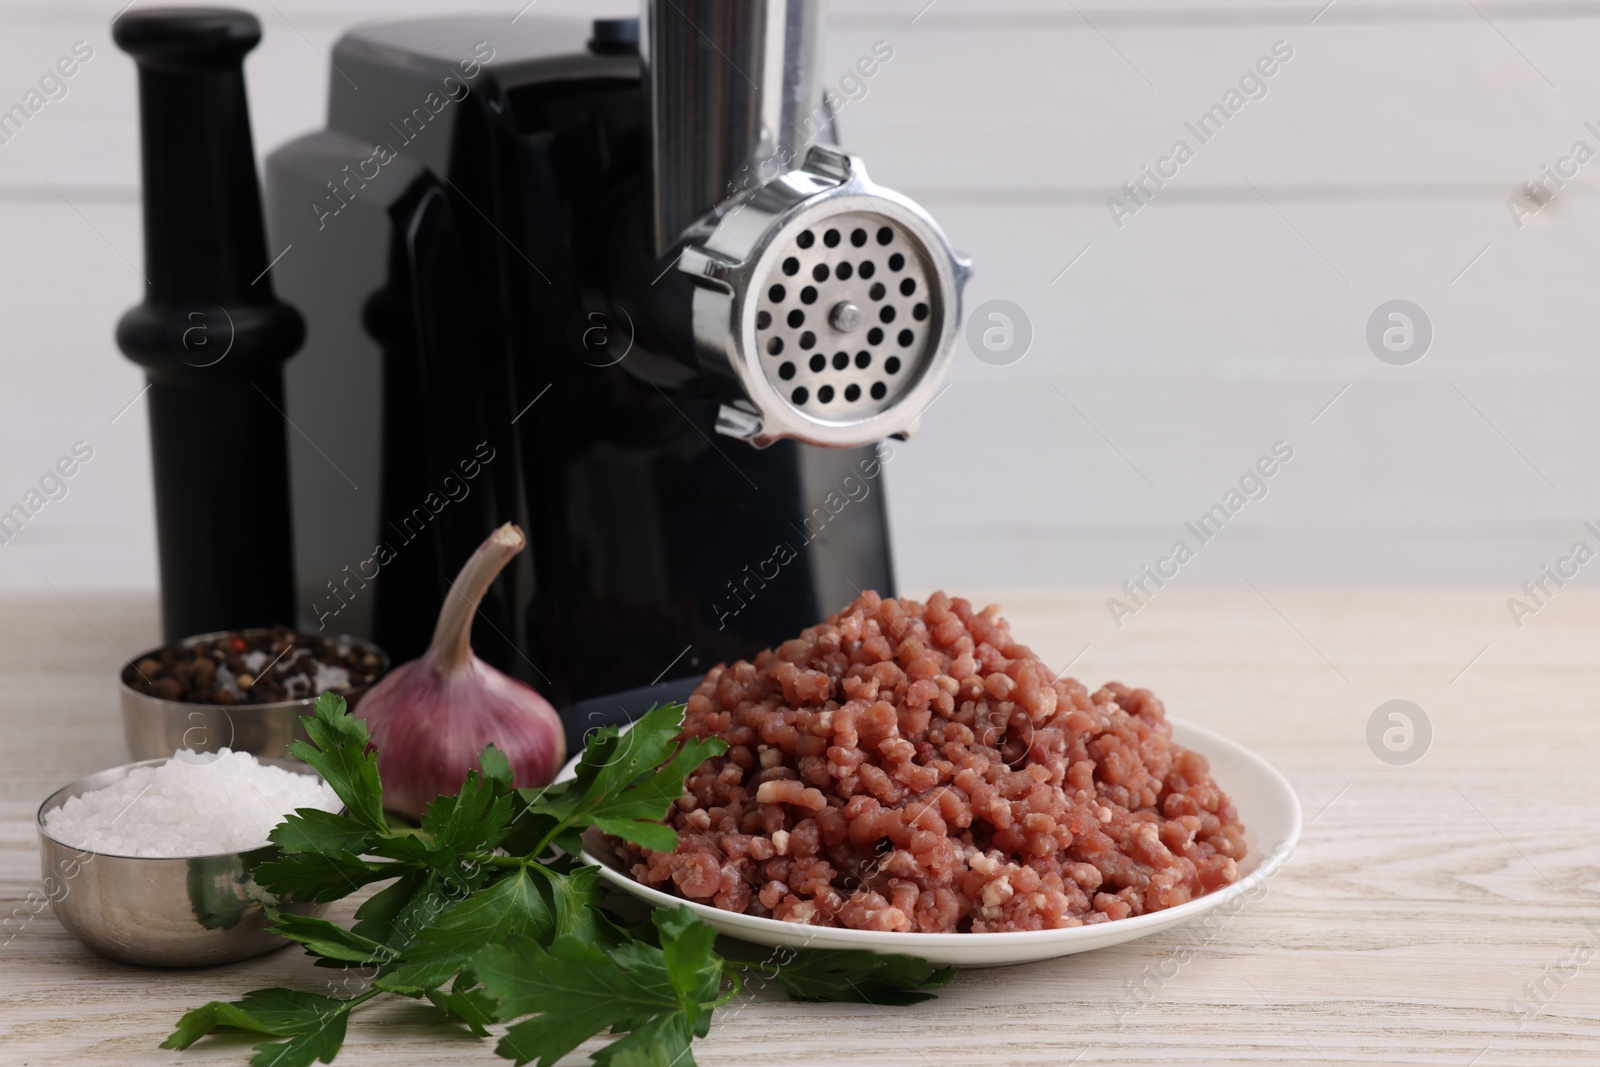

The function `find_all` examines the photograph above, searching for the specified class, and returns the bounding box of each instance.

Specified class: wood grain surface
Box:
[1,587,1596,1065]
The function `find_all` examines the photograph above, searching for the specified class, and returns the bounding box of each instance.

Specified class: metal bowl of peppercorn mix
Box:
[119,626,388,762]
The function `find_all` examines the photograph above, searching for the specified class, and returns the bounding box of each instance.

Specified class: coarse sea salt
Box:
[41,748,341,858]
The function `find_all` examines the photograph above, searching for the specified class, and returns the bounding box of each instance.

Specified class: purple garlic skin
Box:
[356,524,565,818]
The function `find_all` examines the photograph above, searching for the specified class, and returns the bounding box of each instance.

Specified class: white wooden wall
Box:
[2,0,1597,594]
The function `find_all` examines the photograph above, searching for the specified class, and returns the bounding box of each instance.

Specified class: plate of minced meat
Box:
[568,591,1301,968]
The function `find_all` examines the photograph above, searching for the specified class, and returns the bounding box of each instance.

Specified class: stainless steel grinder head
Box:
[677,146,971,448]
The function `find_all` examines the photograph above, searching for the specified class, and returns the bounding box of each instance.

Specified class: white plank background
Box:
[2,0,1600,594]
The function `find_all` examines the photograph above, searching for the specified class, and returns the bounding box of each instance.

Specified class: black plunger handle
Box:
[114,8,302,641]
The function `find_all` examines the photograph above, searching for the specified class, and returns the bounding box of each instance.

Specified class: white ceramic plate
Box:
[560,717,1301,968]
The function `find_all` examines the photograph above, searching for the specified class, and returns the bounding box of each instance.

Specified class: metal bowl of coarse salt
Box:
[35,750,339,967]
[119,626,387,762]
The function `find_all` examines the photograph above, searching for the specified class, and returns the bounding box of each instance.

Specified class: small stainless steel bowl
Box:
[120,629,387,762]
[36,756,334,967]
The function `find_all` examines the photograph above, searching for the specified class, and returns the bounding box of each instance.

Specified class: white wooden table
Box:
[2,587,1597,1065]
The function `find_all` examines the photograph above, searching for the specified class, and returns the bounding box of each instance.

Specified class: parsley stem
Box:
[529,827,562,860]
[712,967,743,1008]
[473,853,557,878]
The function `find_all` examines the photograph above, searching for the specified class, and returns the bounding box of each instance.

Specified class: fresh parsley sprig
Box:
[163,693,956,1067]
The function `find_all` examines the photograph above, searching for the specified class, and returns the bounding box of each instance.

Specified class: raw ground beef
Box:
[624,591,1247,933]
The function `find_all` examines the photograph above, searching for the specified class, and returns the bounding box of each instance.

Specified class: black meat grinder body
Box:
[118,5,970,720]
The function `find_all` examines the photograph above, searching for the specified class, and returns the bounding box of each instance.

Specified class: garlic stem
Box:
[431,523,525,674]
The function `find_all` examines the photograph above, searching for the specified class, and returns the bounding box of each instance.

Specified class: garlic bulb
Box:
[356,523,565,818]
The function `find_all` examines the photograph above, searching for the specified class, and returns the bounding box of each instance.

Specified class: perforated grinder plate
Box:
[753,211,939,420]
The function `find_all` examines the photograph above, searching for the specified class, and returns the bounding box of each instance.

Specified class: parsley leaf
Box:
[349,866,474,952]
[589,1012,695,1067]
[270,808,378,857]
[267,910,392,964]
[476,906,722,1067]
[421,766,514,854]
[165,695,958,1067]
[377,867,555,994]
[426,984,498,1038]
[162,989,355,1067]
[476,939,671,1066]
[652,908,721,1035]
[476,744,514,790]
[772,950,957,1005]
[164,990,310,1049]
[539,860,615,945]
[252,850,395,904]
[521,703,726,854]
[247,1008,349,1067]
[290,694,385,833]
